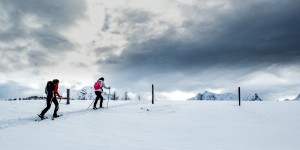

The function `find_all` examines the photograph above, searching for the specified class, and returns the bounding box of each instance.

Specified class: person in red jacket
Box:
[93,77,110,109]
[38,79,62,120]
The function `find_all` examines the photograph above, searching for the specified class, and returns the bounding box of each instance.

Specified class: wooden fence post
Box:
[67,89,70,104]
[152,84,154,104]
[238,87,241,106]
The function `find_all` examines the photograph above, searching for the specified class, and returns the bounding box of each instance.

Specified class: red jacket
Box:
[54,84,61,97]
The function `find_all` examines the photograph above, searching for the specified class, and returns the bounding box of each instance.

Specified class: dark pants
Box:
[40,94,59,117]
[94,91,103,108]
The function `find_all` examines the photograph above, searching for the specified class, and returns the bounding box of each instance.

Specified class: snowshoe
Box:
[52,115,61,118]
[35,114,48,121]
[52,114,63,120]
[37,114,46,120]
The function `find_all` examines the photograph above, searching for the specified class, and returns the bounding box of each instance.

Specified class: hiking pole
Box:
[50,96,54,104]
[106,89,110,109]
[87,100,95,110]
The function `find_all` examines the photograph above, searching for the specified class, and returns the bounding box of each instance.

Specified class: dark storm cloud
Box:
[0,49,28,71]
[0,0,86,41]
[116,8,153,25]
[95,0,300,94]
[101,9,110,32]
[95,45,119,55]
[33,31,74,51]
[102,0,300,73]
[27,50,54,67]
[102,8,154,32]
[0,0,87,71]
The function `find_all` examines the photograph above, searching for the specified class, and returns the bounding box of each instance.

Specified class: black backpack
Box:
[45,81,54,95]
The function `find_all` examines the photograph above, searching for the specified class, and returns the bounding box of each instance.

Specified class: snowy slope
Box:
[1,100,300,150]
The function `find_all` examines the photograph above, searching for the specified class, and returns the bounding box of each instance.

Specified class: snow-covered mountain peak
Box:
[189,91,238,100]
[203,91,212,94]
[189,91,263,101]
[242,93,262,101]
[294,94,300,100]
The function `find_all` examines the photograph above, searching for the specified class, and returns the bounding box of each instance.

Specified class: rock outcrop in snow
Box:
[242,93,262,101]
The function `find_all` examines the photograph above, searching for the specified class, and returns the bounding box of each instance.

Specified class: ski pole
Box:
[87,100,95,110]
[59,97,62,104]
[50,96,54,104]
[107,89,110,109]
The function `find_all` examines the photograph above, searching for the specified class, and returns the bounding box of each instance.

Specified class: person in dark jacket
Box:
[93,77,110,109]
[38,79,62,119]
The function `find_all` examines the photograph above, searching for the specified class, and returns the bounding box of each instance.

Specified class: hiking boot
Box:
[93,107,97,110]
[52,115,60,118]
[38,114,46,120]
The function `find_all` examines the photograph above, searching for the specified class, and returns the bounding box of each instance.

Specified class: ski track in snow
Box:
[0,102,140,130]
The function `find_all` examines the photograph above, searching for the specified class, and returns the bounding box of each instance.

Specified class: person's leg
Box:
[94,91,100,108]
[100,92,104,108]
[52,97,59,117]
[40,95,53,117]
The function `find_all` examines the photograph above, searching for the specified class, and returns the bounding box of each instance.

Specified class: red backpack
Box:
[94,81,102,90]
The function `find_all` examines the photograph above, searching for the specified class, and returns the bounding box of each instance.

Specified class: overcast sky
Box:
[0,0,300,100]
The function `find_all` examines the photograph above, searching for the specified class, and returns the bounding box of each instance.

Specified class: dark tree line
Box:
[110,91,132,101]
[7,96,46,101]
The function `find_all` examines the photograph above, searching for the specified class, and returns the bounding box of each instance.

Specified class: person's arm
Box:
[102,82,110,89]
[54,84,62,97]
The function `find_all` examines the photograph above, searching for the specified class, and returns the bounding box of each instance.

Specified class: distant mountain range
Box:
[188,91,262,101]
[4,86,300,101]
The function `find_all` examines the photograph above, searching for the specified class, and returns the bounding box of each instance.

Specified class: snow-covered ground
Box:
[0,100,300,150]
